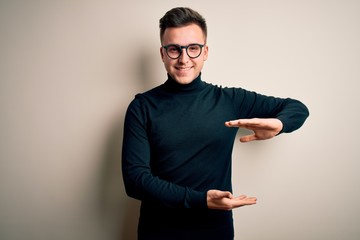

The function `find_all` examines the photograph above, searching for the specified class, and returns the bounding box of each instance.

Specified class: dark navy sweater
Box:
[122,74,309,239]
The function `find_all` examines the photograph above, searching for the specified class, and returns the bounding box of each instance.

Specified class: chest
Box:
[146,94,237,151]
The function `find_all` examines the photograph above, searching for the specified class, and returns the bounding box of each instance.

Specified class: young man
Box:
[122,7,309,240]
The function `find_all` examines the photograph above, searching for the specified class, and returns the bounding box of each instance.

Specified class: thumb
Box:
[218,191,233,199]
[240,134,257,143]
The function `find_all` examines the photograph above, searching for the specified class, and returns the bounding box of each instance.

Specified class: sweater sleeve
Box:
[121,97,207,209]
[232,88,309,133]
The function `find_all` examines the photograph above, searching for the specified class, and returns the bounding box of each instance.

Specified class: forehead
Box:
[162,24,206,45]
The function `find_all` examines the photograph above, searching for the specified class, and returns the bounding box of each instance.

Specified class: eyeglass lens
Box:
[165,44,203,59]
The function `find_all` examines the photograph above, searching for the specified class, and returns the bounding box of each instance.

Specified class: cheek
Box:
[163,60,173,72]
[195,59,205,68]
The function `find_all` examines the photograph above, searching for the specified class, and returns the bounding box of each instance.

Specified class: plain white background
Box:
[1,1,359,239]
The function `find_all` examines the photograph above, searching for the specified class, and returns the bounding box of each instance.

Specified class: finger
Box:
[243,196,257,203]
[226,123,262,132]
[235,195,257,201]
[217,191,233,199]
[237,195,247,200]
[225,119,250,126]
[245,197,257,205]
[245,197,257,202]
[240,134,257,143]
[224,120,240,127]
[249,197,257,202]
[225,118,261,127]
[231,197,257,208]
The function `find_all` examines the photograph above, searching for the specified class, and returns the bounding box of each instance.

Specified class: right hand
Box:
[207,189,257,210]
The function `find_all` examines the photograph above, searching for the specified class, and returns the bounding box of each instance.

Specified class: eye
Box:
[167,45,180,53]
[188,45,200,52]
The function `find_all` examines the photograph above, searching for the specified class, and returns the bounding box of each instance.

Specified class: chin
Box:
[172,72,198,84]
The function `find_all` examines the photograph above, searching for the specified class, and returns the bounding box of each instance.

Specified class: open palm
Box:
[225,118,283,142]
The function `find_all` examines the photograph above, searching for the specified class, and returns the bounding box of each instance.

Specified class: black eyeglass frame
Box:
[162,43,205,59]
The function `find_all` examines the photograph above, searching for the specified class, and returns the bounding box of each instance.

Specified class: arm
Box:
[121,98,206,208]
[122,98,257,210]
[225,90,309,142]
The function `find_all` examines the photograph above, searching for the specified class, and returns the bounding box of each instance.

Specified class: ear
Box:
[160,46,165,62]
[203,45,209,61]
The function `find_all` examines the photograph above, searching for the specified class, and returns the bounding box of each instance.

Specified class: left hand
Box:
[207,190,257,210]
[225,118,283,142]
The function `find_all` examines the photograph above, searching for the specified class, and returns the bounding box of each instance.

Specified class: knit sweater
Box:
[122,74,309,239]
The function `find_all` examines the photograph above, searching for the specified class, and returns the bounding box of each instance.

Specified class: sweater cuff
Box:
[275,117,285,135]
[185,188,207,209]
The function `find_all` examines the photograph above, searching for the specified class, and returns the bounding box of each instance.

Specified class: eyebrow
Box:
[163,43,204,46]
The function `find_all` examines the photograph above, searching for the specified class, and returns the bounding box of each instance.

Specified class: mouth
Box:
[175,66,193,72]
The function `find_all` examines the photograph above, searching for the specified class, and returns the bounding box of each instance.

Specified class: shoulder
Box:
[126,84,165,112]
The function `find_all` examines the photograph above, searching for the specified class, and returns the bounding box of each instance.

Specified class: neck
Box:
[163,73,205,93]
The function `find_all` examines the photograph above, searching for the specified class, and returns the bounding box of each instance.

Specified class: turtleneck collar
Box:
[162,73,206,93]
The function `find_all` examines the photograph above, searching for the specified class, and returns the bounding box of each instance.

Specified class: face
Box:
[160,24,208,84]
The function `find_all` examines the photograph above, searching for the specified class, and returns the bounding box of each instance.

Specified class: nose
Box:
[178,48,189,63]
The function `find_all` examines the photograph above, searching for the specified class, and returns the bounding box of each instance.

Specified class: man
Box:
[122,7,309,240]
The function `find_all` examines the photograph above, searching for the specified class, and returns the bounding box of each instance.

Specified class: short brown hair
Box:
[159,7,207,43]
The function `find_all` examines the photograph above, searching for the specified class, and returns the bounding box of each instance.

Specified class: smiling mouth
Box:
[176,66,192,71]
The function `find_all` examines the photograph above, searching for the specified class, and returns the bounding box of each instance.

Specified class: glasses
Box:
[162,43,205,59]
